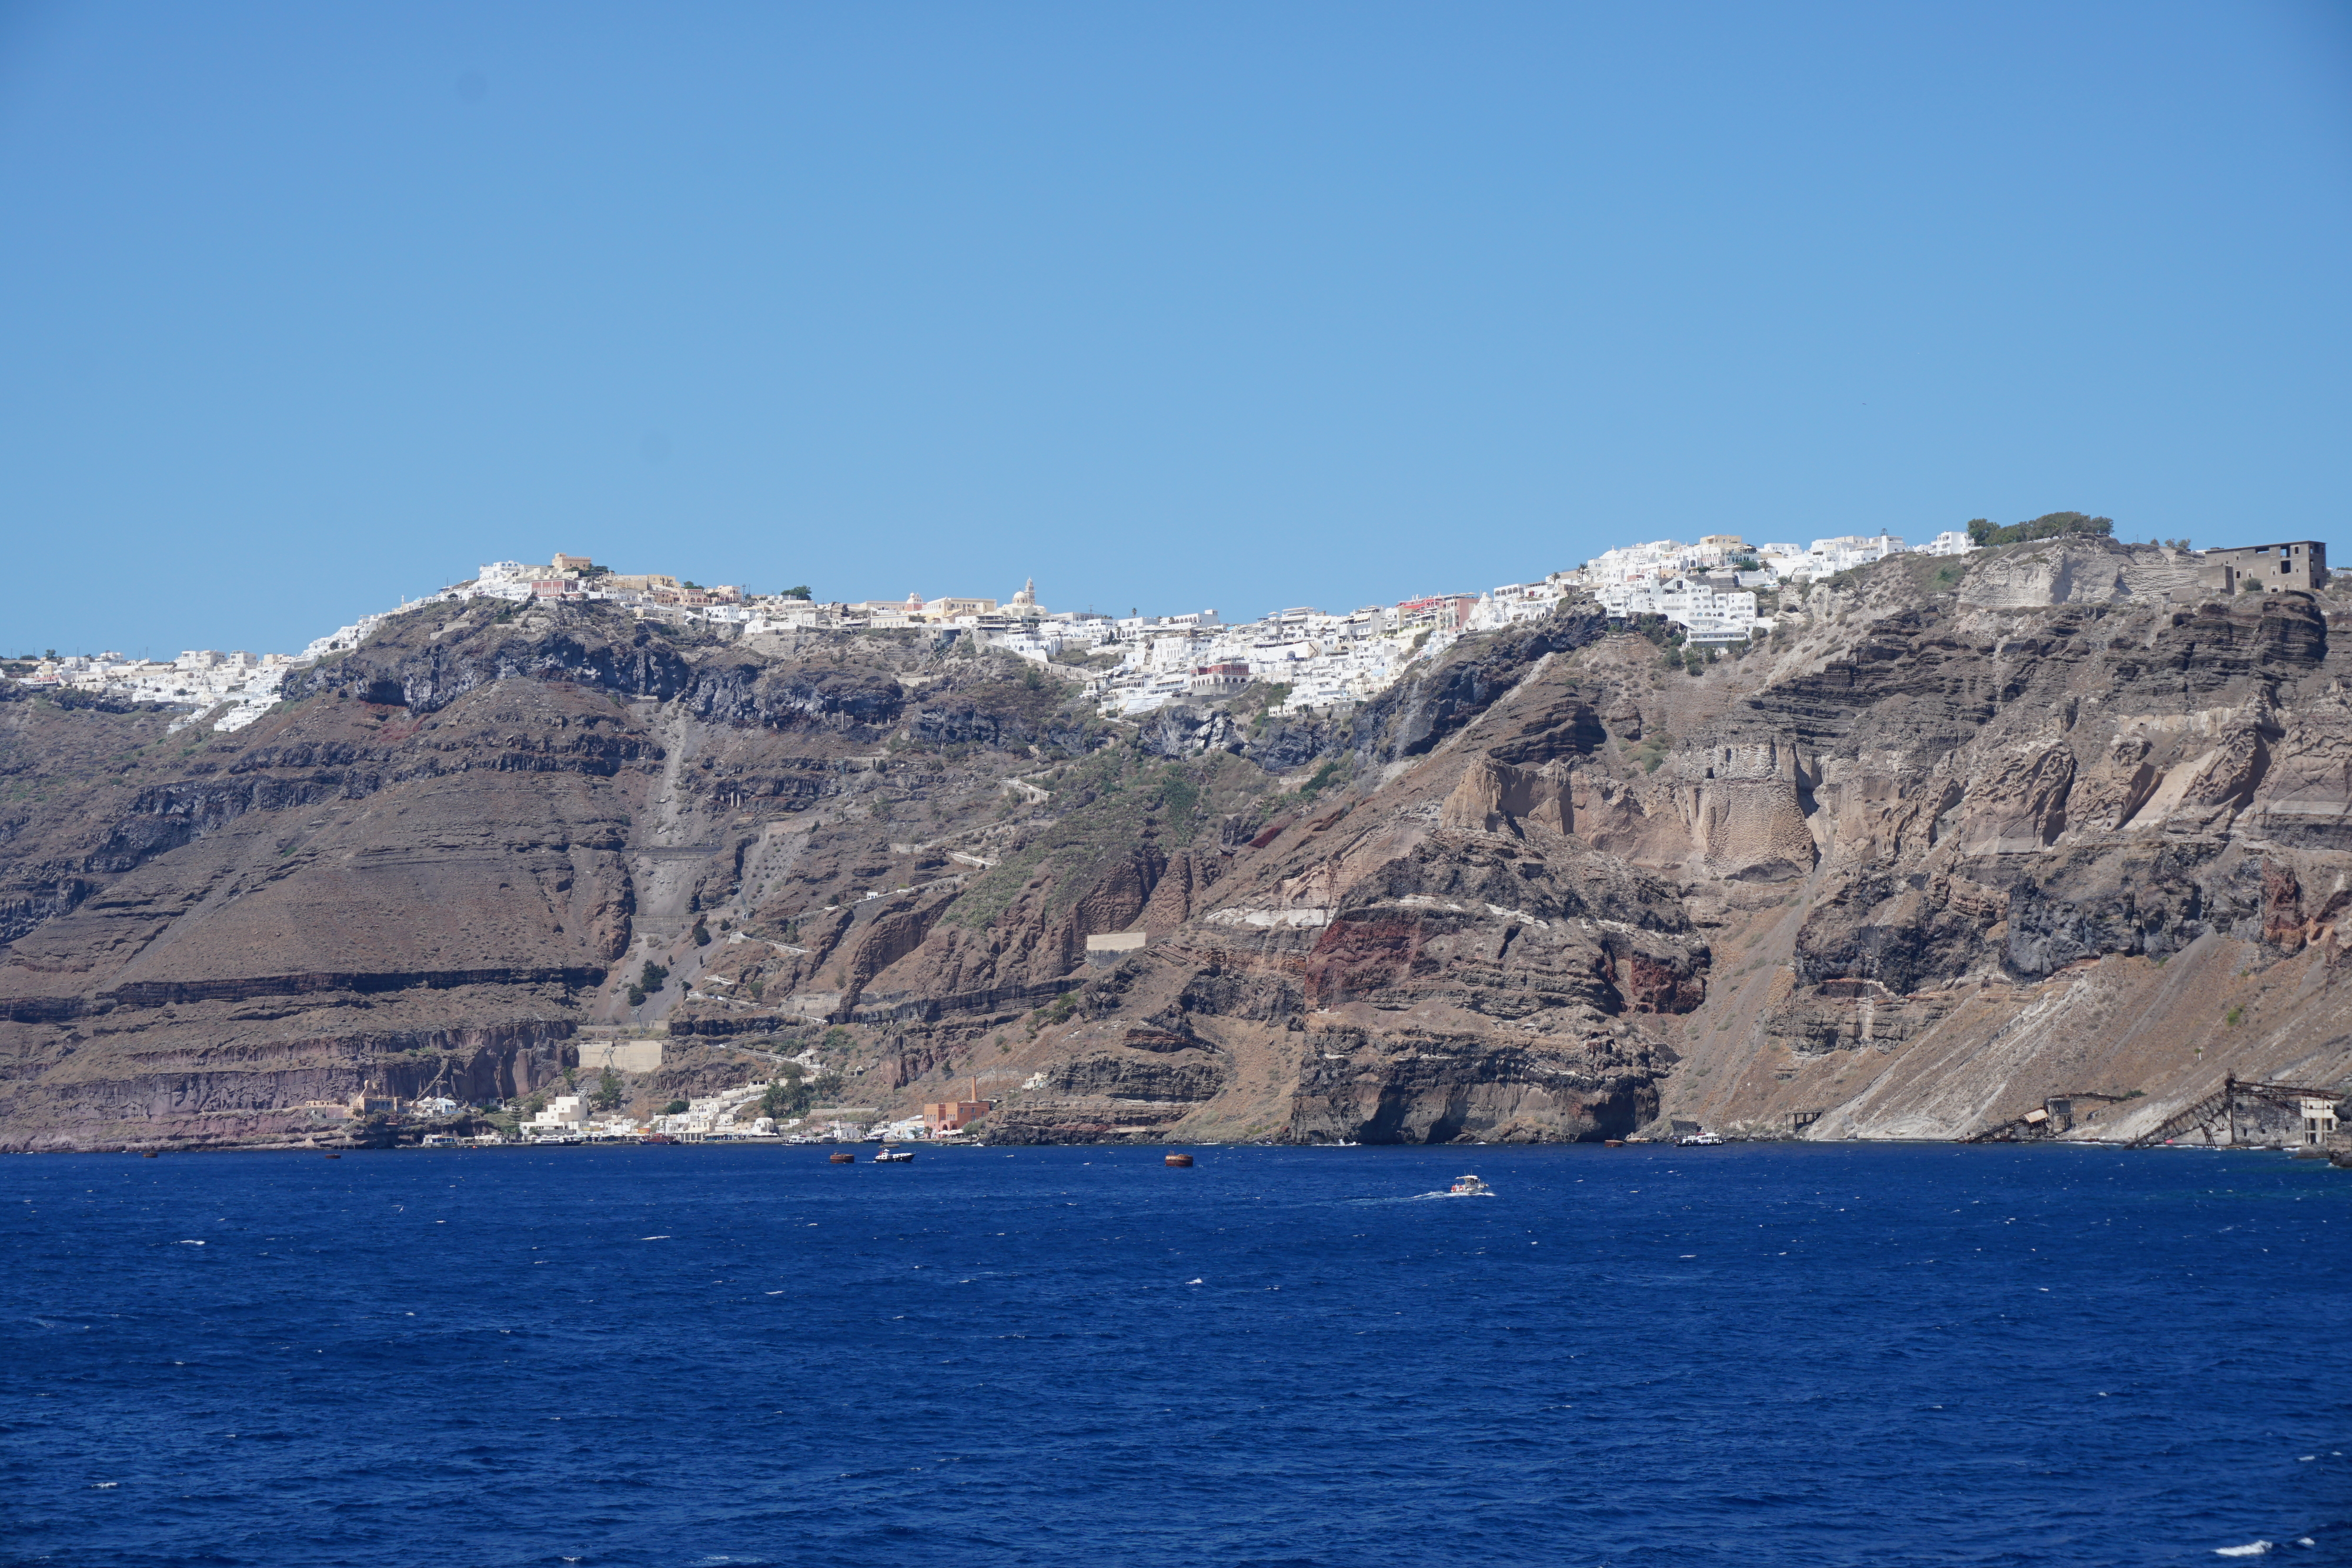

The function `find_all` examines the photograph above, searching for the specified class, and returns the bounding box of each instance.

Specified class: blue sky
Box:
[4,2,2349,657]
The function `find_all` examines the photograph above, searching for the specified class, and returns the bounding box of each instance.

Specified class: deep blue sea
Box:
[5,1142,2349,1567]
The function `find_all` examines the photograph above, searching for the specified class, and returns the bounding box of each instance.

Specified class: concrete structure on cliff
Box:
[2201,540,2327,595]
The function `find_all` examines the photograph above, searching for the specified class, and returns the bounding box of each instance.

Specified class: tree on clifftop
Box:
[1967,511,2114,548]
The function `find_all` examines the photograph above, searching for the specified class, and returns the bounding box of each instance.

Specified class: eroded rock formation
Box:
[8,544,2352,1150]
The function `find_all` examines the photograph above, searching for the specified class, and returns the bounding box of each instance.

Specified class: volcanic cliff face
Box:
[5,538,2350,1151]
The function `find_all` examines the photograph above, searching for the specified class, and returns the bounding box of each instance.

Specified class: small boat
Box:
[1449,1174,1492,1196]
[874,1147,913,1163]
[1603,1139,1625,1148]
[1165,1152,1194,1168]
[830,1151,855,1164]
[323,1153,341,1160]
[142,1151,158,1159]
[1676,1132,1725,1146]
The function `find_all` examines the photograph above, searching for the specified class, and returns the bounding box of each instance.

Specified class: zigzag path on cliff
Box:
[4,535,2349,1151]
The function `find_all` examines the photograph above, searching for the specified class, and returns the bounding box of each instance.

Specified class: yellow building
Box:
[930,597,998,619]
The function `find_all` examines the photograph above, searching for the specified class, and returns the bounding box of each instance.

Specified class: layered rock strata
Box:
[7,543,2352,1149]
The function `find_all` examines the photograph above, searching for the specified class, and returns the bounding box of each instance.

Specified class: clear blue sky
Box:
[4,2,2349,657]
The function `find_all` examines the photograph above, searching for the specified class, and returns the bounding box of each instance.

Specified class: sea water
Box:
[4,1142,2348,1566]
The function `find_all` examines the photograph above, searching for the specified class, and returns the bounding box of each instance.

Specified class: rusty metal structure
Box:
[1963,1091,2135,1144]
[2124,1075,2342,1148]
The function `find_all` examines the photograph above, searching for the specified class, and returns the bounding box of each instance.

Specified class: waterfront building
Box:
[923,1079,993,1134]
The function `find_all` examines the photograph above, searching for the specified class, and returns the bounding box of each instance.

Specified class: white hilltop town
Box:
[5,526,2040,729]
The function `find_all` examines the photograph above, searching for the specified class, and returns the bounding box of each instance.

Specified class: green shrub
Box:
[1160,770,1199,819]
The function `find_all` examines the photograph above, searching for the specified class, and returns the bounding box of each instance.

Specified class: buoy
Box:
[1165,1152,1194,1168]
[1603,1139,1625,1148]
[830,1152,855,1164]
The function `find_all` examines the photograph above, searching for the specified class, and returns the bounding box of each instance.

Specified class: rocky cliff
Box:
[5,536,2349,1150]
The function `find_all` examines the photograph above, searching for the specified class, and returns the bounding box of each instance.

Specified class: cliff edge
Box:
[5,547,2348,1149]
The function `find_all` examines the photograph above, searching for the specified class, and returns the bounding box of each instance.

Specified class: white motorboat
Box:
[1676,1133,1725,1146]
[873,1147,914,1163]
[1449,1174,1493,1196]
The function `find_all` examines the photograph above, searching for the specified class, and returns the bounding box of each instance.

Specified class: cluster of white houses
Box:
[15,534,2330,730]
[14,647,302,733]
[446,537,1980,717]
[519,1069,989,1144]
[1045,531,1977,713]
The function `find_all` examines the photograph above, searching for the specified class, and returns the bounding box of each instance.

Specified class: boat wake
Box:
[1339,1191,1491,1205]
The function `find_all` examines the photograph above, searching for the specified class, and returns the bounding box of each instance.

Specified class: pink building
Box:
[923,1078,994,1133]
